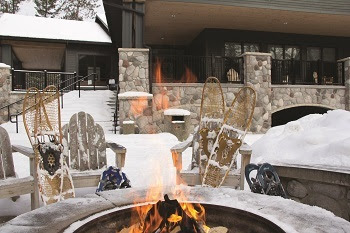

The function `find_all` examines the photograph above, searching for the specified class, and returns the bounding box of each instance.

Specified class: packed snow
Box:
[118,91,153,98]
[252,110,350,172]
[0,13,111,43]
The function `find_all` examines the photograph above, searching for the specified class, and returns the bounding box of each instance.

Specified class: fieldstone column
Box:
[242,52,272,133]
[118,48,150,93]
[0,63,11,124]
[339,57,350,110]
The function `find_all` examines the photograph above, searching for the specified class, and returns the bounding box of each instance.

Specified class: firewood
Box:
[169,226,181,233]
[208,226,228,233]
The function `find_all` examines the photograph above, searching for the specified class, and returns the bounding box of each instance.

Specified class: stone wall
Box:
[271,85,346,112]
[118,48,149,93]
[275,165,350,221]
[0,64,11,124]
[243,52,272,133]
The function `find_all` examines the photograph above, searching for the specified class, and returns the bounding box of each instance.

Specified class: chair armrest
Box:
[106,141,126,168]
[12,145,35,159]
[170,135,193,154]
[239,142,252,190]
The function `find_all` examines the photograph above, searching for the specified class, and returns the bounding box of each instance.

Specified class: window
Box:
[225,42,241,57]
[78,55,111,81]
[307,47,321,61]
[268,45,300,60]
[323,48,336,62]
[224,42,260,57]
[244,43,259,53]
[268,45,283,59]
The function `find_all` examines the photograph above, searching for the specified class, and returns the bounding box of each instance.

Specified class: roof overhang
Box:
[144,0,350,45]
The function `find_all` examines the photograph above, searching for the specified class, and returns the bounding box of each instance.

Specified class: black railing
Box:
[0,72,97,133]
[11,69,77,91]
[271,59,344,85]
[113,85,120,134]
[152,55,244,84]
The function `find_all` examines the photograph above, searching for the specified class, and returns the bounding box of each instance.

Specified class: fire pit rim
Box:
[64,201,287,233]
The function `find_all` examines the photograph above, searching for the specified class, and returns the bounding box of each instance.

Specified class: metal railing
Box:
[271,59,345,85]
[11,69,78,91]
[0,72,97,133]
[152,55,244,84]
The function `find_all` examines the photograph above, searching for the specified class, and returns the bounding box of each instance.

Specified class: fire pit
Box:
[1,186,350,233]
[73,202,285,233]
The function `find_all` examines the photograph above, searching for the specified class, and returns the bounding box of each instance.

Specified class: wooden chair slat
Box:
[95,124,106,169]
[0,126,15,178]
[87,114,98,170]
[77,112,89,171]
[68,113,79,170]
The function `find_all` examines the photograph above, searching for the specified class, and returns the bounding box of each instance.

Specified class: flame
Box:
[179,66,197,83]
[167,214,182,223]
[130,97,148,117]
[154,58,162,83]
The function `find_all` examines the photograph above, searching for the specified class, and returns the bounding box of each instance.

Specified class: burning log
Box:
[121,194,211,233]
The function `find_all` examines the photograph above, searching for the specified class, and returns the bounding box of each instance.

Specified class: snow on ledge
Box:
[118,91,153,100]
[164,109,191,116]
[0,63,11,69]
[122,120,135,125]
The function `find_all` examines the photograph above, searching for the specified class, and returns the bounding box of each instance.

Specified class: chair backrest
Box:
[0,126,15,179]
[62,112,106,171]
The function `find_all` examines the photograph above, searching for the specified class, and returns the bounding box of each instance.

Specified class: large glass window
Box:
[268,45,300,60]
[323,48,336,62]
[285,46,300,60]
[307,47,321,61]
[225,42,260,57]
[225,42,241,57]
[268,45,283,59]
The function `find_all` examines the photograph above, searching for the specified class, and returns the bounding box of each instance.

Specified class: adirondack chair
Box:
[62,111,127,188]
[171,131,252,189]
[0,126,39,210]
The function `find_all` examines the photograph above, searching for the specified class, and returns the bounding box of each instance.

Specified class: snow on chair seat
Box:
[62,111,127,188]
[0,126,39,210]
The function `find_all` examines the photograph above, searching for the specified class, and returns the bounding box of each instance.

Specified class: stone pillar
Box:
[0,63,11,124]
[118,48,149,93]
[242,52,272,133]
[339,57,350,110]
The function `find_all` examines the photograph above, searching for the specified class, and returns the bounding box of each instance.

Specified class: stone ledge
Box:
[0,63,11,69]
[152,83,244,88]
[118,48,149,52]
[241,52,272,57]
[272,84,346,89]
[337,57,350,62]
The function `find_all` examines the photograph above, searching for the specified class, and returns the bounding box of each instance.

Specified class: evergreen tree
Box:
[0,0,25,14]
[61,0,99,21]
[34,0,63,18]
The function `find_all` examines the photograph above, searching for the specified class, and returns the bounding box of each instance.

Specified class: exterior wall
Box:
[271,85,346,112]
[118,48,149,93]
[275,165,350,221]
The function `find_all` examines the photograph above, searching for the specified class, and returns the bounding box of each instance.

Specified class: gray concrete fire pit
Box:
[0,186,349,233]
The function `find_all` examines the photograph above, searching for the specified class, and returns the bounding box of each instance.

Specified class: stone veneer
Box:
[118,48,149,93]
[0,64,11,124]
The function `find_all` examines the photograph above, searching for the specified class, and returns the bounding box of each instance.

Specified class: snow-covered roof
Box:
[0,13,112,44]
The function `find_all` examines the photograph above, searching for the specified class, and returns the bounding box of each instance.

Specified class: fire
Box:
[167,214,182,223]
[154,58,162,83]
[130,97,149,117]
[179,66,197,83]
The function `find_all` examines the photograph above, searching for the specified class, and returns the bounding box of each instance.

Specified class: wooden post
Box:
[239,143,252,190]
[30,156,40,209]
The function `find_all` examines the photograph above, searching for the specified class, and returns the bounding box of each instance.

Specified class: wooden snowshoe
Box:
[202,86,256,187]
[196,77,225,179]
[23,85,75,205]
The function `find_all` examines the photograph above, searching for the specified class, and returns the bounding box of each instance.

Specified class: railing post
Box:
[94,73,96,91]
[79,80,81,98]
[61,89,64,109]
[44,70,47,89]
[7,106,10,121]
[11,68,15,91]
[74,72,77,90]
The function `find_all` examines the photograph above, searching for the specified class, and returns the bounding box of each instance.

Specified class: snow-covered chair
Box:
[0,126,39,210]
[171,129,252,189]
[62,111,127,188]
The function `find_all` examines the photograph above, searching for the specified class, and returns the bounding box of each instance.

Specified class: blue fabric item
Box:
[96,166,131,192]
